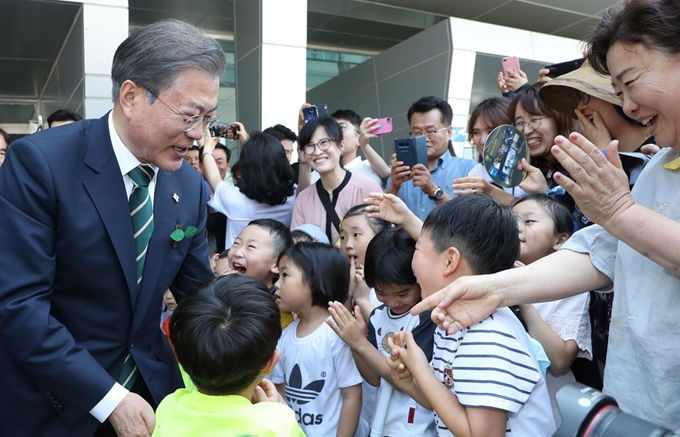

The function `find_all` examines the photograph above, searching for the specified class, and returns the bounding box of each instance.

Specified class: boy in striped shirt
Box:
[388,195,556,437]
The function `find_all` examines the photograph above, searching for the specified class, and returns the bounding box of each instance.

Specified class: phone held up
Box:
[302,103,329,123]
[394,135,427,169]
[502,56,521,77]
[544,58,586,78]
[210,123,239,140]
[372,117,393,135]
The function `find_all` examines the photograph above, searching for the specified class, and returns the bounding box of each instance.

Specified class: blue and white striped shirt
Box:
[431,307,556,437]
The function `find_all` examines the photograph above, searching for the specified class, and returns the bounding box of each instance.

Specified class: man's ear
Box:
[270,263,279,275]
[442,246,462,278]
[553,232,570,251]
[263,349,280,375]
[119,80,141,119]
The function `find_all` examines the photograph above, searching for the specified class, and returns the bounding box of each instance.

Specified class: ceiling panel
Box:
[309,0,440,28]
[377,0,512,20]
[522,0,613,16]
[311,14,421,41]
[0,59,54,99]
[477,2,586,36]
[0,0,79,59]
[552,17,602,40]
[129,0,233,34]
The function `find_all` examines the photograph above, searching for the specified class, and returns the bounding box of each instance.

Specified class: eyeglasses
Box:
[409,126,448,139]
[302,137,334,156]
[144,88,220,132]
[514,116,549,131]
[578,91,590,105]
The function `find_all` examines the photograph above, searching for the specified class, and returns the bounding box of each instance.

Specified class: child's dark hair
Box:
[514,193,574,238]
[278,242,350,308]
[247,218,293,258]
[422,195,520,275]
[364,228,418,290]
[170,275,281,395]
[342,204,390,235]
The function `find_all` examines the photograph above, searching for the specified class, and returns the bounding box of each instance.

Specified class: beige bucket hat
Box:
[539,59,621,119]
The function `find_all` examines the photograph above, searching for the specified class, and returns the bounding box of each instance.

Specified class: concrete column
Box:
[233,0,307,137]
[81,1,129,118]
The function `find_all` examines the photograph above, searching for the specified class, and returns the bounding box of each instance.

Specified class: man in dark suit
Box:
[0,20,225,437]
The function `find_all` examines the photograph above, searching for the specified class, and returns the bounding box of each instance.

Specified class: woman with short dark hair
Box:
[203,131,296,247]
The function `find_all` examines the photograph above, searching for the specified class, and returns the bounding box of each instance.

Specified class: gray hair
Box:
[111,19,227,102]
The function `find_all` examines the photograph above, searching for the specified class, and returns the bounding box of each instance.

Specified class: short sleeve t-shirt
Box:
[154,389,305,437]
[367,305,437,437]
[271,320,364,437]
[431,307,556,436]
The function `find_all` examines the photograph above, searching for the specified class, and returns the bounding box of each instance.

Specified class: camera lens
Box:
[587,408,676,437]
[554,384,677,437]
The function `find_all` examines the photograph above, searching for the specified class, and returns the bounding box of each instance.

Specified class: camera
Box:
[554,383,677,437]
[209,123,238,139]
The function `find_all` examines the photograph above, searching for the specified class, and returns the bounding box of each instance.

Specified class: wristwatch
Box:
[429,186,444,201]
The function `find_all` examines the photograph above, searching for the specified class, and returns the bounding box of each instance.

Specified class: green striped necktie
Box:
[118,164,155,390]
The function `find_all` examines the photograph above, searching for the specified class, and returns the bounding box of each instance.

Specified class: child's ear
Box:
[553,232,570,251]
[263,349,280,375]
[442,246,463,278]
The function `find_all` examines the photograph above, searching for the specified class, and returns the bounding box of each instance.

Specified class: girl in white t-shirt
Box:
[271,243,363,437]
[513,194,592,426]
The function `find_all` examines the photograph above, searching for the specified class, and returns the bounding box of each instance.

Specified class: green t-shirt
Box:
[154,389,305,437]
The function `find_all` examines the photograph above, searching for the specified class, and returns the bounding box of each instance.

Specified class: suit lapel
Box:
[130,170,181,336]
[83,115,137,304]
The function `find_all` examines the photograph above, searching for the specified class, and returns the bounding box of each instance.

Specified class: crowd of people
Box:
[1,0,679,436]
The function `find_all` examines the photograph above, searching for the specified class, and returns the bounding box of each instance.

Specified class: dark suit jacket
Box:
[0,114,214,436]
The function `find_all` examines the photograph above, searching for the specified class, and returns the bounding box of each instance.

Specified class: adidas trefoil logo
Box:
[285,364,325,405]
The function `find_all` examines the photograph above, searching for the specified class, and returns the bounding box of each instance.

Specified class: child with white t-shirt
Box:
[271,243,363,437]
[512,194,592,426]
[385,194,556,437]
[329,227,437,437]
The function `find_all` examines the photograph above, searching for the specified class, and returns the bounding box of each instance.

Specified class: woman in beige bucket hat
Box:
[539,59,652,153]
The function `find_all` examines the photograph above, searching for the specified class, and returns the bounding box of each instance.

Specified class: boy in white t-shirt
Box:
[388,195,556,437]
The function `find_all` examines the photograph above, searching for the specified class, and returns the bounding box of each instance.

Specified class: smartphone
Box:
[302,103,328,123]
[373,117,393,135]
[502,56,521,77]
[394,136,427,169]
[302,103,329,123]
[544,58,586,78]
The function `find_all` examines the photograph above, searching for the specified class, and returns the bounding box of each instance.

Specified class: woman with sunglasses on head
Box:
[291,116,383,244]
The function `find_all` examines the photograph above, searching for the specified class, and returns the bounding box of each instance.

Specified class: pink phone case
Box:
[373,117,393,135]
[502,56,521,77]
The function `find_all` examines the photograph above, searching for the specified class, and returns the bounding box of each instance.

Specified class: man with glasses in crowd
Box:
[0,20,222,437]
[387,96,476,220]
